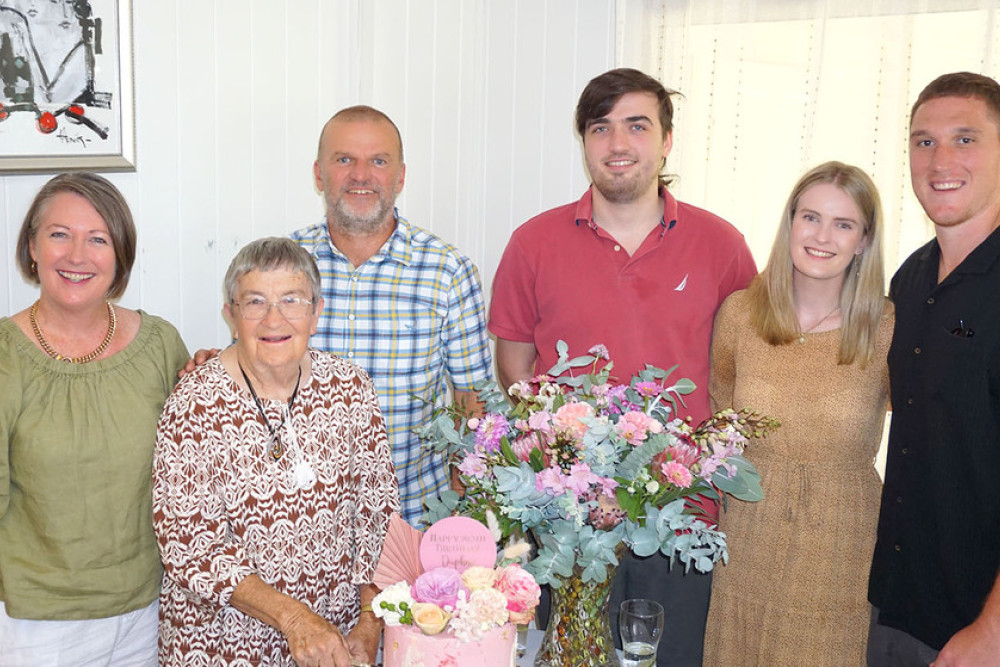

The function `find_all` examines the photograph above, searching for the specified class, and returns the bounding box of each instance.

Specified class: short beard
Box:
[326,193,396,235]
[592,176,650,204]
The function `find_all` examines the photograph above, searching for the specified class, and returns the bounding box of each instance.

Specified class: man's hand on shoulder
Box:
[177,348,221,380]
[932,615,1000,666]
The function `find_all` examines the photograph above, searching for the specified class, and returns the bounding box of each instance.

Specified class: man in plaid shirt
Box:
[292,106,492,525]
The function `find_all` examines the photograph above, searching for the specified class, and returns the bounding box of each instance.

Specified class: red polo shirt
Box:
[489,186,756,425]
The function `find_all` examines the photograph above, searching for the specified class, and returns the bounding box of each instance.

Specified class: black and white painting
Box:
[0,0,133,171]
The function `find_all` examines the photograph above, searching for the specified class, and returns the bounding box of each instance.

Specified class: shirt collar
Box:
[574,185,678,232]
[918,223,1000,276]
[318,208,413,266]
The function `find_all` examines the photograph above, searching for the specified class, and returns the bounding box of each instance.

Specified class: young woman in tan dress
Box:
[704,162,892,666]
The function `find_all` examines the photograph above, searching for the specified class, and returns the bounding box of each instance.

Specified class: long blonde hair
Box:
[747,161,886,367]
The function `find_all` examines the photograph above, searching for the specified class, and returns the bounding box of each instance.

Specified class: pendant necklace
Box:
[797,305,840,344]
[239,361,302,461]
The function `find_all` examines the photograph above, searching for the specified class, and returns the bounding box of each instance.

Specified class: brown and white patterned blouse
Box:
[153,350,399,666]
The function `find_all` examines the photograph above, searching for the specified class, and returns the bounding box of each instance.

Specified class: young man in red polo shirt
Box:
[488,68,756,667]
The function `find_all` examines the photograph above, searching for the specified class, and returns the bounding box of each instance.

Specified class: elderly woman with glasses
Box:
[153,237,399,667]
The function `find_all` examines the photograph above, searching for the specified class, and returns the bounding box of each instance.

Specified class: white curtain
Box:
[617,0,1000,274]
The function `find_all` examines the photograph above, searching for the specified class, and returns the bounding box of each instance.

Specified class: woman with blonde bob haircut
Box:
[704,161,893,666]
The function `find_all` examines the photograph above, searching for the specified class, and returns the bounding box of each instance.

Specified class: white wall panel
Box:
[0,0,616,351]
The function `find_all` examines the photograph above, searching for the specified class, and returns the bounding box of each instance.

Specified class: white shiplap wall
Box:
[0,0,616,350]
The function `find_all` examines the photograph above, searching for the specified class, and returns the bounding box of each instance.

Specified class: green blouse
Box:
[0,312,188,620]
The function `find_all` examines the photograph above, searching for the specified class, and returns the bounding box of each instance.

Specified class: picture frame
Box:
[0,0,135,173]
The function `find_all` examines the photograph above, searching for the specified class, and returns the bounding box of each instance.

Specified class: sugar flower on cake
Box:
[372,563,540,642]
[411,567,467,610]
[418,340,779,585]
[493,564,541,625]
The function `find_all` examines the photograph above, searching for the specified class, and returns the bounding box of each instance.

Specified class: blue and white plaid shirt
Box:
[292,213,492,524]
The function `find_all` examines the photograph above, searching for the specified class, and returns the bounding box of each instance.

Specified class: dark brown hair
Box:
[575,68,678,186]
[911,72,1000,127]
[16,172,137,299]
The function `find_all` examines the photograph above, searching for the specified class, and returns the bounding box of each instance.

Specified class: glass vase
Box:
[533,560,619,667]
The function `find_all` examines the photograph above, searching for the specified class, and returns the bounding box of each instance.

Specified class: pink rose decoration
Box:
[494,564,541,625]
[412,567,468,610]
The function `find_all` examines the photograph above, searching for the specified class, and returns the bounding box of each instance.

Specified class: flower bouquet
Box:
[417,341,778,666]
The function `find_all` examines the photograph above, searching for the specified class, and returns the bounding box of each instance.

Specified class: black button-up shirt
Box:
[869,225,1000,649]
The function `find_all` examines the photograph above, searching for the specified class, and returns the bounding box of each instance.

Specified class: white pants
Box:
[0,599,158,667]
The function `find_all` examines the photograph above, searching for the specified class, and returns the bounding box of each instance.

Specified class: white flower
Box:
[371,581,415,626]
[645,480,660,494]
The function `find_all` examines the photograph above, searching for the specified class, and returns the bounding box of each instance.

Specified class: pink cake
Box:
[383,622,516,667]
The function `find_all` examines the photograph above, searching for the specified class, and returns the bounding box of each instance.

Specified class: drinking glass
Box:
[619,599,664,667]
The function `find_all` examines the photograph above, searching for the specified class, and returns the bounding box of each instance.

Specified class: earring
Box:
[30,260,37,274]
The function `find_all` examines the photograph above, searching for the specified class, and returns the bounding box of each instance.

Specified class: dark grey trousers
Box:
[609,551,712,667]
[867,607,940,667]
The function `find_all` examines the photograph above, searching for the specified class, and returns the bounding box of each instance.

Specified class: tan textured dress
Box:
[703,290,892,667]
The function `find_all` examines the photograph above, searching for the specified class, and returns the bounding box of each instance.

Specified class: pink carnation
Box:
[661,460,693,488]
[527,410,554,435]
[552,401,594,440]
[494,564,541,625]
[412,568,468,610]
[564,462,599,497]
[535,466,566,495]
[458,452,488,478]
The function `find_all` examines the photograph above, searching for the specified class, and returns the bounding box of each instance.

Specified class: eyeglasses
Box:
[234,296,314,320]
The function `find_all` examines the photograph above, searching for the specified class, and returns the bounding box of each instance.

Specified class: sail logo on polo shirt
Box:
[674,274,689,291]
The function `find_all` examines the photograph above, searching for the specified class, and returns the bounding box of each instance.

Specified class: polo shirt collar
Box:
[318,208,413,266]
[573,185,678,232]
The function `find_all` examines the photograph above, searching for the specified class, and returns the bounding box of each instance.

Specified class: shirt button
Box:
[926,297,935,304]
[914,347,921,355]
[348,314,356,321]
[347,351,354,358]
[613,245,621,252]
[894,544,902,552]
[901,447,909,455]
[896,496,903,504]
[352,275,359,282]
[906,398,914,406]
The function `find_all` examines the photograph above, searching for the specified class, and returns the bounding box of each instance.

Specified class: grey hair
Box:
[223,237,322,304]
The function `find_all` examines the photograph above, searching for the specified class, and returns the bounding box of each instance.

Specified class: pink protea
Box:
[552,401,594,440]
[511,432,548,465]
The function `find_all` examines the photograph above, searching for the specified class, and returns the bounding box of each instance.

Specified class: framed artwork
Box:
[0,0,134,173]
